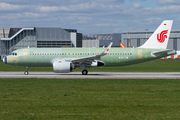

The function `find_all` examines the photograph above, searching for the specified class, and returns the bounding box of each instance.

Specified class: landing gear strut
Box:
[82,70,88,75]
[80,64,88,75]
[24,66,29,75]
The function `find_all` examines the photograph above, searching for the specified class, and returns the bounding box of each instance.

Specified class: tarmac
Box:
[1,72,180,79]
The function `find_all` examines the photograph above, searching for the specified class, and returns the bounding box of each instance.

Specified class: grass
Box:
[0,78,180,119]
[0,59,180,72]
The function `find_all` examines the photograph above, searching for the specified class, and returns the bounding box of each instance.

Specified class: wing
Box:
[71,42,113,67]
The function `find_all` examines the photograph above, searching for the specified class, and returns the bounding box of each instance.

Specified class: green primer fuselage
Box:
[7,47,176,67]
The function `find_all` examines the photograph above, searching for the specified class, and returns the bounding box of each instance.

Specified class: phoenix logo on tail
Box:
[157,30,168,43]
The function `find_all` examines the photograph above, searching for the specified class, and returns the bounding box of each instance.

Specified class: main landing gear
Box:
[82,70,88,75]
[80,64,88,75]
[24,66,29,75]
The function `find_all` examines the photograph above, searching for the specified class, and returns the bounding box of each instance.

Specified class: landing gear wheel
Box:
[24,71,29,75]
[24,66,29,75]
[82,70,88,75]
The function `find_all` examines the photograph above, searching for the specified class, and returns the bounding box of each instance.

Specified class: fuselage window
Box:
[65,53,66,55]
[110,53,112,55]
[130,53,132,55]
[57,53,59,55]
[44,53,46,55]
[62,53,64,55]
[50,53,51,55]
[40,53,41,55]
[85,53,87,55]
[37,53,39,55]
[80,53,82,55]
[60,53,61,55]
[55,53,56,55]
[68,53,70,55]
[72,53,74,55]
[42,53,44,55]
[52,53,54,55]
[113,53,114,55]
[47,53,49,55]
[115,53,117,55]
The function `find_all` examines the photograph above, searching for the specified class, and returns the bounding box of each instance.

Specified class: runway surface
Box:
[1,72,180,79]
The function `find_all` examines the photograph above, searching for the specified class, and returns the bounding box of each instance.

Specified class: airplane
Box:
[3,20,176,75]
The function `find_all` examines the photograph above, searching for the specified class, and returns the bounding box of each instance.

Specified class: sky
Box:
[0,0,180,34]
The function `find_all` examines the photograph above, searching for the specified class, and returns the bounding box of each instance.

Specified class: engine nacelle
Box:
[53,60,71,73]
[90,60,105,67]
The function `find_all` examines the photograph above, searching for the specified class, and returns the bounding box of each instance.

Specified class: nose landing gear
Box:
[24,66,29,75]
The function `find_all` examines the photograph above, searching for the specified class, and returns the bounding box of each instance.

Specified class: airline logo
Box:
[157,30,168,43]
[106,48,109,52]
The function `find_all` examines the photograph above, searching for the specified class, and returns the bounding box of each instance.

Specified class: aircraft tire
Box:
[82,70,88,75]
[24,71,29,75]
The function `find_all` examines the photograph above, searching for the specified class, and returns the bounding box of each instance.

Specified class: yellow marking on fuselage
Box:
[8,56,19,62]
[23,50,29,60]
[138,50,142,59]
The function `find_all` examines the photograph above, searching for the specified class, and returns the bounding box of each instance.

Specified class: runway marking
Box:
[0,72,180,79]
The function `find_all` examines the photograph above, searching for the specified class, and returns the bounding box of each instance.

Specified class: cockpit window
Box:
[10,53,17,56]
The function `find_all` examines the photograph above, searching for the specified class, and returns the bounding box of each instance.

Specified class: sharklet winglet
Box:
[99,42,113,56]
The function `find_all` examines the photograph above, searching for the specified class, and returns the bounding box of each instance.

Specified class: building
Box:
[82,30,180,51]
[121,30,180,50]
[1,26,180,60]
[0,27,82,59]
[82,33,121,48]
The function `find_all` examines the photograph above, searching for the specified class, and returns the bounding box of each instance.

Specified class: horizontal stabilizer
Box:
[151,50,174,57]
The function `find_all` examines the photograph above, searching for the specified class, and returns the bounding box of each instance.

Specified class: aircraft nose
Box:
[3,56,7,64]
